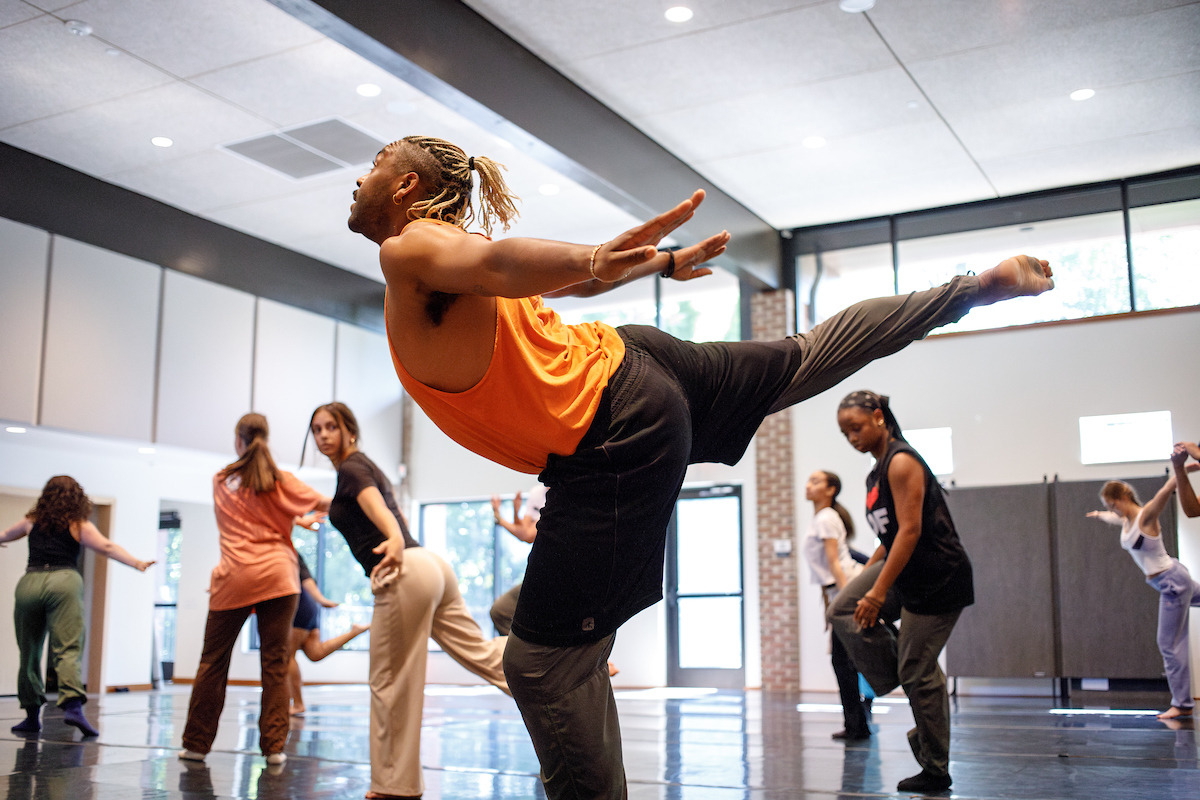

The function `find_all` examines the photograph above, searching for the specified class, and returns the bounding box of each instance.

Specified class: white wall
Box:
[792,307,1200,694]
[0,217,48,425]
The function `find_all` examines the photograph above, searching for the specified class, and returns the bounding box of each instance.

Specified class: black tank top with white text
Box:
[26,520,82,571]
[866,438,973,614]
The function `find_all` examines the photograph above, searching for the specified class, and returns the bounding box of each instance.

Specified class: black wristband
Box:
[660,250,676,279]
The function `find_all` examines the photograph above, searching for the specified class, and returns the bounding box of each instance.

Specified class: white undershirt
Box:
[803,507,862,587]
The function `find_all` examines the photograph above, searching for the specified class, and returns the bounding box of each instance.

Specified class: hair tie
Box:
[467,156,475,171]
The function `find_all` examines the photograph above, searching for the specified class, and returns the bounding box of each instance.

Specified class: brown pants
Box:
[369,547,509,797]
[181,593,298,756]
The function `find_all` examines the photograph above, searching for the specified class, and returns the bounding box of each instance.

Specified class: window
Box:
[904,427,954,476]
[294,522,372,649]
[1078,411,1173,465]
[153,510,183,677]
[549,278,656,328]
[421,498,531,636]
[1129,198,1200,311]
[798,243,894,329]
[660,267,742,342]
[898,213,1131,333]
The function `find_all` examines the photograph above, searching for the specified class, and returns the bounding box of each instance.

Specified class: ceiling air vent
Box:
[221,119,387,180]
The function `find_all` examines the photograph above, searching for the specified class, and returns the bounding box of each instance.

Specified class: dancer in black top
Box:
[1,475,154,736]
[828,391,973,794]
[309,402,507,799]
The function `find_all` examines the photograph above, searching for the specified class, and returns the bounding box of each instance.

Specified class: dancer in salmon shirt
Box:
[178,413,329,766]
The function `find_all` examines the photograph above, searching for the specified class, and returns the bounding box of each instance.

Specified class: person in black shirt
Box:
[308,402,508,799]
[1,475,154,737]
[828,391,973,794]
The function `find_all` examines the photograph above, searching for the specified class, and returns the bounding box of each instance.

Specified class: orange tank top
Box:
[390,295,625,474]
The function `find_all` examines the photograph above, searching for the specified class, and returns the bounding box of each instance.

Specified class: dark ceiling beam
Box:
[268,0,781,289]
[0,143,385,331]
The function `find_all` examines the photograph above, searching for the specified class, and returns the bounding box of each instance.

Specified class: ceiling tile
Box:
[871,0,1194,62]
[952,71,1200,162]
[0,81,273,177]
[983,126,1200,197]
[557,3,895,119]
[0,13,172,130]
[190,39,428,129]
[70,0,322,78]
[0,0,44,28]
[631,66,932,164]
[909,4,1200,120]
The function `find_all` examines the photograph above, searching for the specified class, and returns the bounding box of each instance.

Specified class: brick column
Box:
[751,289,799,693]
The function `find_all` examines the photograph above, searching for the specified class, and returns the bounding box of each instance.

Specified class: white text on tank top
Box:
[1121,515,1173,576]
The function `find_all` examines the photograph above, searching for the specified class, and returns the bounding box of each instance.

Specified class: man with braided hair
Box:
[349,134,1055,800]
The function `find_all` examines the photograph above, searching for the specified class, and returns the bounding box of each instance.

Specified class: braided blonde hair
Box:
[385,135,520,237]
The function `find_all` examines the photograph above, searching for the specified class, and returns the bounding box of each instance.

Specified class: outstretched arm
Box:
[382,190,730,299]
[1171,444,1200,518]
[77,521,154,571]
[1137,472,1179,535]
[1,518,32,545]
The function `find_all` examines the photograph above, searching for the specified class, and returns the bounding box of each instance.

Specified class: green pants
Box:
[13,568,87,709]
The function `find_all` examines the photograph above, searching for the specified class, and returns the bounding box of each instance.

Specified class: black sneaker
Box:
[896,769,952,793]
[831,728,871,741]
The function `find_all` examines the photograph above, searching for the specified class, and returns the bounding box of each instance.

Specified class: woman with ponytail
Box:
[347,131,1053,799]
[179,413,329,766]
[828,391,973,794]
[2,476,154,737]
[803,470,873,741]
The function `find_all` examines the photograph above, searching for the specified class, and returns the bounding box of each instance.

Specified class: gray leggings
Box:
[1147,559,1200,710]
[829,562,962,777]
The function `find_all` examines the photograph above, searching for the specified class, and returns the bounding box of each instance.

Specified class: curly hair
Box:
[27,475,92,532]
[384,135,520,237]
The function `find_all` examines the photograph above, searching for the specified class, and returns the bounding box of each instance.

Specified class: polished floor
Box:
[1,684,1196,799]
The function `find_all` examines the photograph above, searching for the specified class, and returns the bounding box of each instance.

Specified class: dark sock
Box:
[62,698,99,737]
[11,708,40,733]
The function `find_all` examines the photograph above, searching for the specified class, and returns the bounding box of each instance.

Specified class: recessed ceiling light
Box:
[839,0,875,12]
[64,19,92,36]
[906,100,920,110]
[539,184,560,196]
[357,83,381,97]
[105,48,120,57]
[1070,88,1096,101]
[138,447,156,454]
[665,7,693,23]
[802,136,826,149]
[5,427,27,434]
[151,137,173,148]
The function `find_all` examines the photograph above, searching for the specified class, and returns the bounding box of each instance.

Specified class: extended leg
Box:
[505,632,625,800]
[428,550,509,693]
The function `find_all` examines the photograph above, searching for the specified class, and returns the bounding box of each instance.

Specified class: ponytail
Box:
[838,390,905,442]
[221,413,281,493]
[821,470,856,541]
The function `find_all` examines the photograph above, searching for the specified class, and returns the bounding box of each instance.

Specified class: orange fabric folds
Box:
[208,471,321,611]
[392,296,625,474]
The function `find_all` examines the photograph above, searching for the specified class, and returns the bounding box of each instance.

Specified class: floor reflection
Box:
[0,685,1196,799]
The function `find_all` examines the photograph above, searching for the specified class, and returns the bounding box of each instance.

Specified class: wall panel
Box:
[945,484,1057,678]
[0,218,50,424]
[41,237,161,441]
[253,298,335,465]
[333,322,402,476]
[156,271,255,454]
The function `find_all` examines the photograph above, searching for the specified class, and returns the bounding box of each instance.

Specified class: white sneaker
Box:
[265,752,287,765]
[178,750,206,762]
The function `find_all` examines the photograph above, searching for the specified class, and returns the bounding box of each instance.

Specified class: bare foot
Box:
[978,255,1054,303]
[289,705,305,716]
[608,661,619,677]
[365,792,421,799]
[1156,706,1193,720]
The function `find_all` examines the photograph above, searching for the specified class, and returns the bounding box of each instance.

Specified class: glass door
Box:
[666,486,744,688]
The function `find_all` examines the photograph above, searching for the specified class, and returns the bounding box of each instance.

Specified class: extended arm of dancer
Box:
[854,454,924,627]
[382,190,730,299]
[0,518,32,545]
[76,521,154,571]
[1135,474,1178,536]
[1172,443,1200,518]
[491,493,537,544]
[823,538,849,589]
[360,487,407,578]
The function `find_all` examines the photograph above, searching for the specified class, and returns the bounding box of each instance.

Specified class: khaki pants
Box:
[13,569,87,709]
[182,592,298,756]
[368,547,509,797]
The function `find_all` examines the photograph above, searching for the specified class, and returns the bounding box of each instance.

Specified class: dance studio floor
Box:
[1,684,1196,799]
